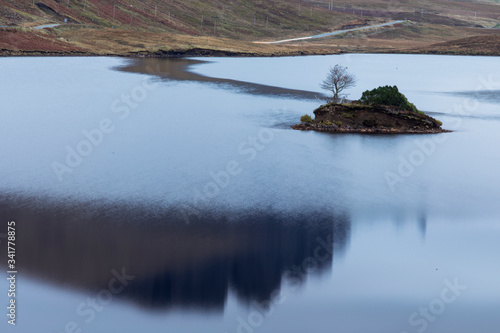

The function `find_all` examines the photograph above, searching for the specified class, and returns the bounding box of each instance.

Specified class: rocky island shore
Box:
[292,102,449,134]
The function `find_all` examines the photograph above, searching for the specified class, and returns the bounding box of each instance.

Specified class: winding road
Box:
[34,24,60,29]
[257,20,406,44]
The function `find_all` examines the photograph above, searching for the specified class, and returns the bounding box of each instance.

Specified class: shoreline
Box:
[1,47,500,58]
[292,102,450,134]
[291,123,451,134]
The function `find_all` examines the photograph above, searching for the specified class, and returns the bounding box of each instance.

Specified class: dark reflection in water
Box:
[116,58,326,101]
[0,194,349,311]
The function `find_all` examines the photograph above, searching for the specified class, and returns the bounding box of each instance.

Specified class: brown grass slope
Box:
[0,0,499,56]
[416,33,500,55]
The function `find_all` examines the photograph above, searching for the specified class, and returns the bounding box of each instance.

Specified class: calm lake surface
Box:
[0,54,499,333]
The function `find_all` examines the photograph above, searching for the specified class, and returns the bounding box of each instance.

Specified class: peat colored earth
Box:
[292,102,448,133]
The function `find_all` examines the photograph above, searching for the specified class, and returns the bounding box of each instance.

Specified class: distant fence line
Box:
[30,0,493,34]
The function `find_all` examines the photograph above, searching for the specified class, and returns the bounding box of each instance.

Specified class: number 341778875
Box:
[7,221,16,269]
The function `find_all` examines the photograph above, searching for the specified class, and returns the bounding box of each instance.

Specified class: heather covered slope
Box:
[0,0,498,56]
[0,0,358,38]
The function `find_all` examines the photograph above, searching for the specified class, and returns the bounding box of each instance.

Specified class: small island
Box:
[292,101,449,134]
[292,67,449,134]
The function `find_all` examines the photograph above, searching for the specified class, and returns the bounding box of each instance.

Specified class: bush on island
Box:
[359,85,420,113]
[300,114,314,123]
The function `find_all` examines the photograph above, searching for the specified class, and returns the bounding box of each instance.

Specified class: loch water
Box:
[0,54,499,332]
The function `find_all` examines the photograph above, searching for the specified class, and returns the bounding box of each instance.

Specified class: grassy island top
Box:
[294,69,448,134]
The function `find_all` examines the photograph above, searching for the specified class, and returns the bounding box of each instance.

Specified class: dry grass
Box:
[414,33,500,55]
[0,0,498,56]
[53,28,338,56]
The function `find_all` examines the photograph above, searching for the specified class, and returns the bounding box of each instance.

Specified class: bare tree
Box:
[320,65,357,103]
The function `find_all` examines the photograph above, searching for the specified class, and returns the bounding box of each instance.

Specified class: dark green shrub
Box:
[359,85,420,112]
[300,114,313,123]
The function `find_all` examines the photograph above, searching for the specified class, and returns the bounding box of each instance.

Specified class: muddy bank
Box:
[0,46,337,58]
[126,47,334,58]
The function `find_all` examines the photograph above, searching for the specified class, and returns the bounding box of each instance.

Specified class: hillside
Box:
[0,0,499,56]
[0,0,360,37]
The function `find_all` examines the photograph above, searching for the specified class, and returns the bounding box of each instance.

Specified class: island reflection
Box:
[0,194,350,311]
[116,58,326,100]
